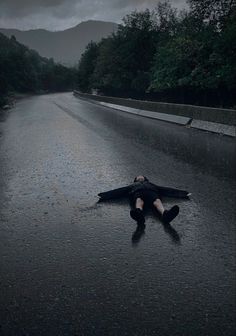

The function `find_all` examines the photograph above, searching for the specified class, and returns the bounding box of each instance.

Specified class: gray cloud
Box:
[0,0,78,18]
[0,0,67,13]
[0,0,187,30]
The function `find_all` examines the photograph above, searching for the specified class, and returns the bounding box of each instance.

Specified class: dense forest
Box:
[77,0,236,108]
[0,33,76,107]
[1,0,235,109]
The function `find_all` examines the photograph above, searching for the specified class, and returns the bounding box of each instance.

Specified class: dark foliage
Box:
[77,1,236,107]
[0,33,77,106]
[77,41,99,93]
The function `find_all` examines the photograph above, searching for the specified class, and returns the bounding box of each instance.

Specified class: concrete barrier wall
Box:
[74,91,236,126]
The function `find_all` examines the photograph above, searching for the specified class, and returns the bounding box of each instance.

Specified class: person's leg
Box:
[135,197,144,210]
[153,198,179,224]
[153,198,165,215]
[130,197,145,225]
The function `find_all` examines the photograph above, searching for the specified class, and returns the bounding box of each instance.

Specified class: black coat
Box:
[98,181,190,201]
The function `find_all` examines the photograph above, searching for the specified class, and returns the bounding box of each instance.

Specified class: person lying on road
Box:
[98,175,191,227]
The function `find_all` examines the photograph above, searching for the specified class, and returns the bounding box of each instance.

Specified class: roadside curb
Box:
[74,92,236,137]
[190,119,235,137]
[99,102,235,137]
[99,102,191,125]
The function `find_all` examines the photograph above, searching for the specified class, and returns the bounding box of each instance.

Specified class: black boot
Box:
[162,205,179,224]
[130,208,145,225]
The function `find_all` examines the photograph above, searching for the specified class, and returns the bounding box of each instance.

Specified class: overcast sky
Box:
[0,0,187,31]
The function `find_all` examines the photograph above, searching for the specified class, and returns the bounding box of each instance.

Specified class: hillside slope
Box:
[0,20,118,65]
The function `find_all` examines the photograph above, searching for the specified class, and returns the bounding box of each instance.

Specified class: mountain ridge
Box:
[0,20,118,66]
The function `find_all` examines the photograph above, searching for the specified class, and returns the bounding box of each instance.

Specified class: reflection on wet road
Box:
[0,93,235,336]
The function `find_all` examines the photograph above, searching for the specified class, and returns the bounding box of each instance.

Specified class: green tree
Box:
[92,9,158,95]
[155,0,178,36]
[0,32,76,107]
[187,0,235,28]
[76,0,236,106]
[77,41,99,92]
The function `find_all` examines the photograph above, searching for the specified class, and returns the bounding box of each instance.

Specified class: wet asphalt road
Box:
[0,93,235,336]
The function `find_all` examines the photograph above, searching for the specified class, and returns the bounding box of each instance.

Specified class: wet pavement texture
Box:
[0,93,235,336]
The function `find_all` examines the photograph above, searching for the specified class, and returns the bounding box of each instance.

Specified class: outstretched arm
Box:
[152,184,191,199]
[98,185,132,202]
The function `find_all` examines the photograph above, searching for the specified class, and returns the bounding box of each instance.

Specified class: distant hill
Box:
[0,32,77,106]
[0,20,118,66]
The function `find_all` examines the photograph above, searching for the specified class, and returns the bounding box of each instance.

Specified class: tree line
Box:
[77,0,236,108]
[0,33,77,107]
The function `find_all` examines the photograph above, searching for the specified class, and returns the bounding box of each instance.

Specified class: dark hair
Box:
[133,176,149,182]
